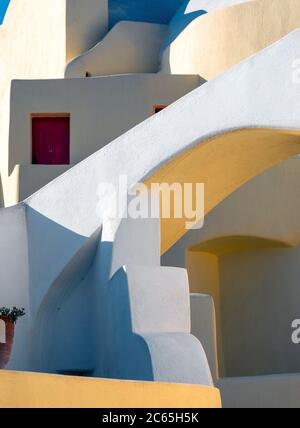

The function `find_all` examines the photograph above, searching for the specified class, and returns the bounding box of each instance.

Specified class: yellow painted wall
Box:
[186,251,224,376]
[0,371,221,408]
[161,0,300,79]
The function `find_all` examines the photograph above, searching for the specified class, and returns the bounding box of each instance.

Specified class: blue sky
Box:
[109,0,184,27]
[0,0,10,24]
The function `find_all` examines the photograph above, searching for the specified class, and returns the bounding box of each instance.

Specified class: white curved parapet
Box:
[65,0,254,79]
[65,21,167,78]
[105,265,213,385]
[26,27,300,245]
[160,0,253,53]
[160,0,300,78]
[2,27,300,384]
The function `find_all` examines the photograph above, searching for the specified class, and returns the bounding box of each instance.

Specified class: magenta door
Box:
[32,117,70,165]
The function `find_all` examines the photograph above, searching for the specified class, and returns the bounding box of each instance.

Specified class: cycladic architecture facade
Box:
[1,0,300,408]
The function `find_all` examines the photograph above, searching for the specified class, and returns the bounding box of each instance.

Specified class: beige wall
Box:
[18,165,71,203]
[0,0,110,206]
[0,0,67,206]
[2,74,199,205]
[161,0,300,79]
[218,373,300,408]
[66,0,108,62]
[0,0,109,116]
[219,244,300,377]
[187,251,225,376]
[187,252,220,309]
[188,240,300,378]
[0,0,109,85]
[0,0,66,86]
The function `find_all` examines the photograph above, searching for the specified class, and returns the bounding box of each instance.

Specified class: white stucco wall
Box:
[127,265,190,334]
[190,294,219,381]
[20,28,300,313]
[7,26,300,212]
[110,215,161,279]
[29,229,100,373]
[18,165,72,203]
[4,74,199,205]
[0,206,28,309]
[2,24,300,395]
[0,0,110,206]
[103,264,213,385]
[0,205,29,369]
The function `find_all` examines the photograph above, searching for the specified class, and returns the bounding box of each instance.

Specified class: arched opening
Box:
[187,236,300,378]
[29,229,100,374]
[143,128,300,254]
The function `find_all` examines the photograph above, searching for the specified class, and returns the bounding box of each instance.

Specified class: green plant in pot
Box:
[0,307,25,369]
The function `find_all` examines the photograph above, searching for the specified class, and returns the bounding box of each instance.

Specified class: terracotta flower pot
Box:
[0,317,15,369]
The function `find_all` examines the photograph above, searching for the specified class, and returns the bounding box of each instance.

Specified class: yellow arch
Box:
[143,128,300,254]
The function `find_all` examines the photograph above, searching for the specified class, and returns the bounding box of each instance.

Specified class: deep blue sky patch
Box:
[109,0,185,28]
[0,0,10,24]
